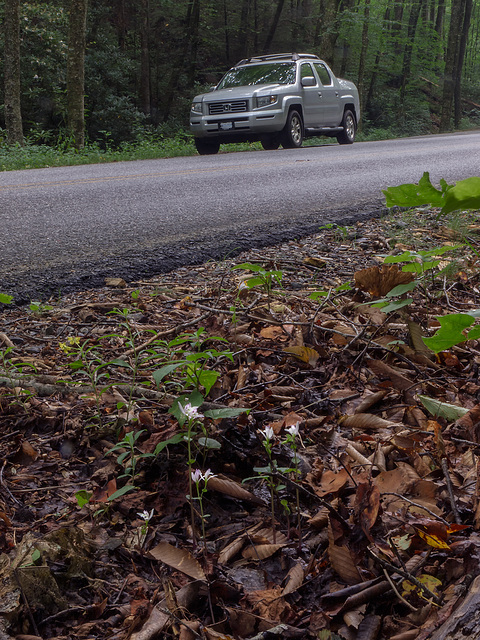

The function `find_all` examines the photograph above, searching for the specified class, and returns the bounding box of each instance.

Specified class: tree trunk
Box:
[4,0,24,146]
[440,0,466,131]
[400,0,424,106]
[139,0,151,116]
[454,0,472,127]
[357,0,371,118]
[263,0,285,52]
[317,0,340,66]
[162,0,200,121]
[67,0,88,149]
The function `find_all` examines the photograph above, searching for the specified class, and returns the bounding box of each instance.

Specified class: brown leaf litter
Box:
[1,211,480,639]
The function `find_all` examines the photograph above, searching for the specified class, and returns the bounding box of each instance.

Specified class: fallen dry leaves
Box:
[2,213,480,639]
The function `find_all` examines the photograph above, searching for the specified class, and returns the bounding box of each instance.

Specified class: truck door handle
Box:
[335,91,339,97]
[318,92,322,98]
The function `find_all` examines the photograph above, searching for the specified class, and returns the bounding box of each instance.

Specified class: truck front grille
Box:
[208,100,248,115]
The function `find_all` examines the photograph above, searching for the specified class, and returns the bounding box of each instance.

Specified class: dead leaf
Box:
[282,562,305,595]
[283,345,320,366]
[105,277,127,288]
[242,543,285,560]
[354,264,414,297]
[207,475,265,505]
[149,541,206,581]
[328,521,362,584]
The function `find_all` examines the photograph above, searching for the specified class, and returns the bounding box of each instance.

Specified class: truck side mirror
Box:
[301,76,316,87]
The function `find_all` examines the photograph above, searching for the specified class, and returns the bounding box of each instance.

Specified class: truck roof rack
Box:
[235,52,320,66]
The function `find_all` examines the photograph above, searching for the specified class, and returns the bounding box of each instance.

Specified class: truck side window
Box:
[314,63,333,86]
[300,63,316,82]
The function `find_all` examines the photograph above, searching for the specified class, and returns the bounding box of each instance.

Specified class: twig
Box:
[367,548,441,605]
[381,492,449,525]
[440,457,462,524]
[382,568,418,612]
[122,311,211,357]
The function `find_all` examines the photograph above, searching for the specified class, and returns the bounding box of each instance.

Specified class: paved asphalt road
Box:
[2,131,480,302]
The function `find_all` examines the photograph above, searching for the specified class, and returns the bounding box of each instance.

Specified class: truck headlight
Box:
[191,102,203,114]
[256,95,277,108]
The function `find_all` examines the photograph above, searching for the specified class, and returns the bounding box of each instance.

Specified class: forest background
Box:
[1,0,479,158]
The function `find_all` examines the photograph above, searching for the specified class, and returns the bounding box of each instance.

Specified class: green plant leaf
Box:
[153,362,184,385]
[107,484,136,501]
[198,437,222,449]
[373,298,413,313]
[386,282,417,296]
[75,490,92,508]
[418,395,469,420]
[204,407,250,419]
[442,177,480,214]
[422,313,475,353]
[153,433,185,454]
[383,172,446,208]
[233,262,264,273]
[0,294,13,304]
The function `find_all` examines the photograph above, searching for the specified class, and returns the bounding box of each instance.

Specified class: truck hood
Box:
[193,84,283,102]
[337,78,357,92]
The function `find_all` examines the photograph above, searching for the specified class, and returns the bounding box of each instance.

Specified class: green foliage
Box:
[384,173,480,353]
[383,172,480,216]
[423,312,480,354]
[152,328,233,396]
[233,262,283,297]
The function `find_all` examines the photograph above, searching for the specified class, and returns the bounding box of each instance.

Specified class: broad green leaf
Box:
[383,172,445,208]
[418,394,469,420]
[75,490,92,508]
[373,298,413,313]
[442,177,480,214]
[245,276,265,288]
[384,251,414,264]
[386,282,417,296]
[153,433,185,454]
[198,437,222,449]
[204,406,250,419]
[0,294,13,304]
[422,313,475,353]
[152,362,184,385]
[233,262,264,273]
[468,325,480,341]
[107,484,136,501]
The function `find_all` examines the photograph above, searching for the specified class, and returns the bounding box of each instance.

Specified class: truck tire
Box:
[281,110,303,148]
[260,134,281,150]
[195,138,220,155]
[336,110,356,145]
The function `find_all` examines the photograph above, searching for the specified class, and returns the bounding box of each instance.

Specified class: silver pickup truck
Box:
[190,53,360,155]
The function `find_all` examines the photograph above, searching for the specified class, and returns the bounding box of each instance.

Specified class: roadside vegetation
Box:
[2,176,480,638]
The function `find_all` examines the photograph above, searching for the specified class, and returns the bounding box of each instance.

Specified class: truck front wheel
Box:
[281,110,303,149]
[195,138,220,155]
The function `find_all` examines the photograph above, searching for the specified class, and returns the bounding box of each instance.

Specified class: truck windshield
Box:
[217,63,296,89]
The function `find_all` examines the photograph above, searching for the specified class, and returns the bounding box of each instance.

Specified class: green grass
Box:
[0,125,438,172]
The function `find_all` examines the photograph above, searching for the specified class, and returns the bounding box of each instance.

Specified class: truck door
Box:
[313,62,342,125]
[300,63,323,127]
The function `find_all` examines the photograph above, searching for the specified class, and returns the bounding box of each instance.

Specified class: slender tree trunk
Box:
[139,0,151,116]
[67,0,88,149]
[440,0,466,131]
[357,0,371,118]
[318,0,339,65]
[400,0,424,105]
[4,0,24,146]
[454,0,472,127]
[163,0,200,121]
[263,0,286,52]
